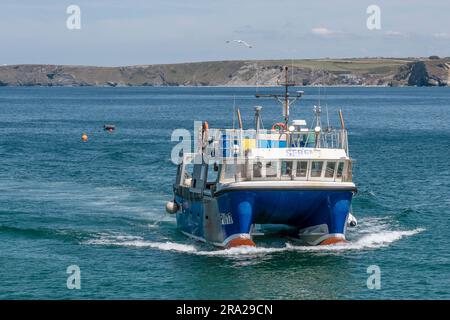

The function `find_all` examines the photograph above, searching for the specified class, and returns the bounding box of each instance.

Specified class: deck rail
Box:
[201,128,349,161]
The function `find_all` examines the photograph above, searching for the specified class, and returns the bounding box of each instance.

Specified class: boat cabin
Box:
[175,124,352,194]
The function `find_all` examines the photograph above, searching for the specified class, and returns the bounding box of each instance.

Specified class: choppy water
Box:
[0,86,449,299]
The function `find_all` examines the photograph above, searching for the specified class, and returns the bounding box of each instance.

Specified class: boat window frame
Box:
[249,159,272,181]
[309,160,324,179]
[222,161,236,181]
[252,160,264,179]
[281,160,294,180]
[336,161,345,181]
[179,153,195,187]
[265,160,279,179]
[294,160,308,180]
[206,162,219,184]
[323,161,337,180]
[218,157,350,183]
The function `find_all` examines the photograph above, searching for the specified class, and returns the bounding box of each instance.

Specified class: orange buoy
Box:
[81,133,88,142]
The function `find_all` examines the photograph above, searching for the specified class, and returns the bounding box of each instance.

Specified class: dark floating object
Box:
[103,124,116,132]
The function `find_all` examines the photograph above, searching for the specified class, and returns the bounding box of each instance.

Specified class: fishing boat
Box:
[166,66,357,248]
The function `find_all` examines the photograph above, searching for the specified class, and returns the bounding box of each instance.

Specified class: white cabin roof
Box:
[246,147,348,160]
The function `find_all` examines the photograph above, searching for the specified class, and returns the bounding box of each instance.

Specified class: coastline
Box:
[1,58,448,87]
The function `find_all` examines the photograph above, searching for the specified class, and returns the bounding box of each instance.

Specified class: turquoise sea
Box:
[0,86,449,299]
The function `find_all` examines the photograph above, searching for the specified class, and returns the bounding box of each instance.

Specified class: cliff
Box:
[0,58,448,87]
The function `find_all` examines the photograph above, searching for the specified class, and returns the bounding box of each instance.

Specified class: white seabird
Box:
[226,39,253,48]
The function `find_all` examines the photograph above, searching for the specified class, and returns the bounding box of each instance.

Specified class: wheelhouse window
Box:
[265,161,278,178]
[223,164,234,180]
[281,161,293,177]
[253,161,263,178]
[325,161,336,178]
[207,162,219,183]
[222,162,248,182]
[336,162,345,178]
[310,161,323,177]
[296,161,307,177]
[185,163,194,177]
[182,163,194,186]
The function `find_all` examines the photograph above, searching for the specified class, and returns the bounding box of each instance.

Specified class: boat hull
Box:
[175,185,354,247]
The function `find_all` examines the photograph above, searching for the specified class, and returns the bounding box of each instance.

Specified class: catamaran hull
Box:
[175,187,354,247]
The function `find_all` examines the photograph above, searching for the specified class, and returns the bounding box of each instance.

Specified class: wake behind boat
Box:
[166,66,357,248]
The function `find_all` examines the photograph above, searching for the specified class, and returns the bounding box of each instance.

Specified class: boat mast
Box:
[283,66,289,125]
[255,65,303,128]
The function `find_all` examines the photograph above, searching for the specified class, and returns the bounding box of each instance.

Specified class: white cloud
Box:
[385,31,404,37]
[311,27,334,36]
[433,32,450,39]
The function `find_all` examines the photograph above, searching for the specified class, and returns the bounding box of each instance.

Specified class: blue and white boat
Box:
[166,66,357,248]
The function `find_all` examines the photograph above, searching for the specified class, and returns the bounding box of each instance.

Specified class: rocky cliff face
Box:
[0,58,448,87]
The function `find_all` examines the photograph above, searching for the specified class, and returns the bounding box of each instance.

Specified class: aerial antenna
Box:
[325,103,330,131]
[313,105,322,148]
[291,58,294,83]
[338,109,345,130]
[318,85,321,107]
[255,63,259,94]
[324,86,330,131]
[255,66,304,127]
[236,108,243,129]
[254,106,263,131]
[232,95,236,129]
[314,105,322,128]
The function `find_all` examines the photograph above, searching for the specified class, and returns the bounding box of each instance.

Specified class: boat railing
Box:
[202,128,348,161]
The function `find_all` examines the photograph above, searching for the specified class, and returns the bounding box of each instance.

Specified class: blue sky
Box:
[1,0,449,66]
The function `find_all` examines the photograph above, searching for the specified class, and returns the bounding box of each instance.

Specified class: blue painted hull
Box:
[175,187,353,246]
[219,190,352,233]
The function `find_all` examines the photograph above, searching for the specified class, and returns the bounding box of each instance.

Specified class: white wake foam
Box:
[195,228,425,256]
[86,226,424,257]
[86,234,197,253]
[286,228,425,252]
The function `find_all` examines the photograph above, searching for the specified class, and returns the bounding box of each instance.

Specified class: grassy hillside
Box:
[0,58,448,87]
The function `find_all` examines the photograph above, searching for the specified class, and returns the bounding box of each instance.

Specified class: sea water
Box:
[0,86,449,299]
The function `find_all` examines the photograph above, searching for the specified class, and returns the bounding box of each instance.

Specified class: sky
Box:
[0,0,449,66]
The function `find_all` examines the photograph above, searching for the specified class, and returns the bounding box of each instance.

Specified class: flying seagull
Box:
[226,39,253,48]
